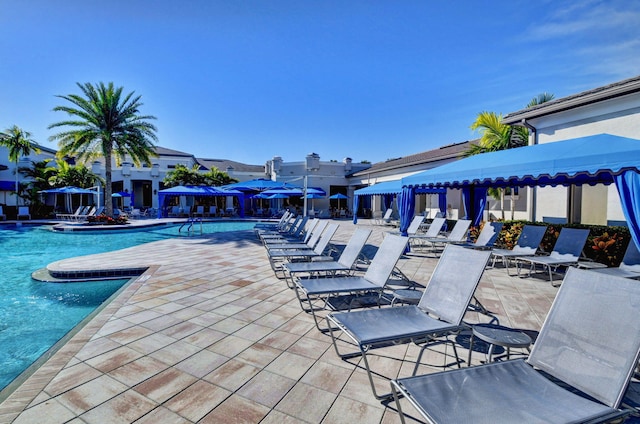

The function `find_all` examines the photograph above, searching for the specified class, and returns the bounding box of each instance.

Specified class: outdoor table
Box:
[468,323,532,364]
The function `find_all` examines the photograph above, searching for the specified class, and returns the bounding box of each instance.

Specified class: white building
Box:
[502,74,640,225]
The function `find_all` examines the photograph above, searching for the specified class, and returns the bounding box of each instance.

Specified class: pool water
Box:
[0,221,256,391]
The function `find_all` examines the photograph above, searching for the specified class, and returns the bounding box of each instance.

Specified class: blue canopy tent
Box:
[352,180,446,224]
[400,134,640,248]
[157,185,245,218]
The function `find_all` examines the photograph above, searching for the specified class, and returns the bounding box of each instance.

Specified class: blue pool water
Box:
[0,221,256,391]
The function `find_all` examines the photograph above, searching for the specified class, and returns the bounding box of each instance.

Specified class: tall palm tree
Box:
[48,82,158,217]
[0,125,40,204]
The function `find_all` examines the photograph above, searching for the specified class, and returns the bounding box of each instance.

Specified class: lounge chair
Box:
[253,210,291,231]
[205,205,218,218]
[193,205,205,217]
[259,216,308,242]
[490,224,548,273]
[294,234,409,332]
[516,227,590,285]
[390,268,640,424]
[412,219,471,254]
[264,220,324,250]
[168,205,182,217]
[409,217,446,249]
[388,214,425,236]
[0,206,5,220]
[267,223,339,277]
[56,206,85,222]
[326,244,492,399]
[457,221,504,249]
[283,228,372,288]
[591,239,640,279]
[257,215,301,238]
[17,206,31,220]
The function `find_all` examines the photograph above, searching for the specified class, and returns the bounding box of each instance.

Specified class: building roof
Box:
[196,157,264,173]
[503,74,640,124]
[351,140,474,176]
[154,146,195,157]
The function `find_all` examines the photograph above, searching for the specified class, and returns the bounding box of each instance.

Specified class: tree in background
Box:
[467,93,555,219]
[204,167,238,186]
[0,125,40,205]
[49,82,158,217]
[49,160,104,188]
[163,164,206,187]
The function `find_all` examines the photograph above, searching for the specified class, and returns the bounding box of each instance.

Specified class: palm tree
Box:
[204,167,238,186]
[0,125,40,205]
[49,160,104,189]
[48,82,158,217]
[467,93,555,219]
[163,164,207,187]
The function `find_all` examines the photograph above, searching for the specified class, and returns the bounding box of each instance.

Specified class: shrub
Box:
[87,214,128,225]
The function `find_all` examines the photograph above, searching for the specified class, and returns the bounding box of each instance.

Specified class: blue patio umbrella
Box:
[329,193,349,211]
[266,193,290,199]
[305,193,324,211]
[39,186,96,213]
[222,179,298,192]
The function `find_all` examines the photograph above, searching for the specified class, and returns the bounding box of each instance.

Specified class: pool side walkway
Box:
[0,219,616,423]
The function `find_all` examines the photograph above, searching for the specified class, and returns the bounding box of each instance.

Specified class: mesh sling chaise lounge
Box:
[591,239,640,279]
[294,234,409,332]
[253,210,291,230]
[282,228,372,288]
[457,221,504,249]
[259,216,308,241]
[411,219,471,254]
[325,244,492,400]
[516,227,590,285]
[388,214,425,236]
[490,224,548,273]
[267,223,339,277]
[409,217,446,250]
[390,267,640,424]
[263,219,323,249]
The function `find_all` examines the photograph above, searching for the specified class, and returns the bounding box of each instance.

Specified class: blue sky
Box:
[1,0,639,166]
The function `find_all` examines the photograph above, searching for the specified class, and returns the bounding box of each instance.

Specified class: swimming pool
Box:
[0,221,256,391]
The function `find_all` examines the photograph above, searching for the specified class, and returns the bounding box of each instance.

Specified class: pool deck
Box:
[0,219,637,423]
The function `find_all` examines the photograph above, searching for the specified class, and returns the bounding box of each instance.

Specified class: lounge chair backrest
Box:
[363,234,408,287]
[290,216,309,237]
[446,219,471,241]
[423,217,446,238]
[85,206,97,217]
[337,228,372,268]
[528,268,640,408]
[474,221,503,247]
[0,206,3,215]
[94,206,104,215]
[548,227,589,259]
[511,225,547,255]
[382,208,393,222]
[312,223,339,255]
[305,220,327,247]
[620,240,640,272]
[196,205,204,214]
[406,215,425,235]
[302,219,319,243]
[283,216,301,233]
[18,206,29,215]
[418,244,491,324]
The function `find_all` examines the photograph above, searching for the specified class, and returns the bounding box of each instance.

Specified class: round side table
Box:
[390,289,422,306]
[468,323,532,364]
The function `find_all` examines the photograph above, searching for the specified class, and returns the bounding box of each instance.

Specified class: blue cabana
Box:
[400,134,640,246]
[353,180,446,224]
[157,185,245,218]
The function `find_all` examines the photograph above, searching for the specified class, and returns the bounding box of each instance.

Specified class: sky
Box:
[1,0,639,167]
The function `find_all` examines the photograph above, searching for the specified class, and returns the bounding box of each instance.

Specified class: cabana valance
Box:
[158,185,245,218]
[399,134,640,246]
[353,179,446,224]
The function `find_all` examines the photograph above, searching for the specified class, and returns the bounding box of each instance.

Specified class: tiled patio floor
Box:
[0,219,605,423]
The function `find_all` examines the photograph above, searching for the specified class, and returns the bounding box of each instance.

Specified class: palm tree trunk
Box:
[104,144,114,217]
[500,189,505,220]
[510,191,516,220]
